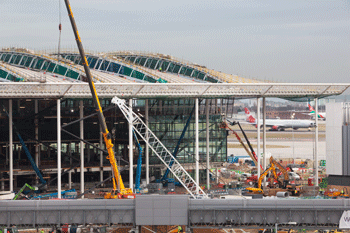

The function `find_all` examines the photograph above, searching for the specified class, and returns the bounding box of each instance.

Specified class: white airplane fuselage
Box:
[253,119,315,130]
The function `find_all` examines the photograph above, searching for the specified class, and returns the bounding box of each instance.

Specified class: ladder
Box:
[112,97,208,199]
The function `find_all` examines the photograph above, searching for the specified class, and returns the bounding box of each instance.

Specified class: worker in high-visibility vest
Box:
[177,225,183,232]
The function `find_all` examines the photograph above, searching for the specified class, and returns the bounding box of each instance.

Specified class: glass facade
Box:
[0,97,227,186]
[146,99,227,166]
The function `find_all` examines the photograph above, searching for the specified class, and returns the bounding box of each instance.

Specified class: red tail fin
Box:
[308,104,315,112]
[245,107,256,123]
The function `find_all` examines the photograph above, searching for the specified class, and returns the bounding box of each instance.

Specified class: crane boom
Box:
[63,0,132,198]
[112,97,208,199]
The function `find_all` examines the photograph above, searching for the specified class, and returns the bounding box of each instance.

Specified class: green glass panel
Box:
[20,56,27,66]
[65,70,79,80]
[131,70,144,80]
[47,62,56,72]
[54,65,67,76]
[95,59,102,69]
[14,55,22,65]
[185,68,193,76]
[100,60,109,71]
[34,59,44,70]
[29,58,38,68]
[144,76,156,83]
[172,64,180,73]
[4,54,11,62]
[197,72,205,80]
[145,59,152,68]
[135,57,142,65]
[41,61,49,71]
[24,57,33,67]
[191,70,199,78]
[167,63,174,72]
[179,66,186,75]
[123,67,132,76]
[140,57,146,66]
[9,54,17,63]
[0,69,8,79]
[162,61,169,71]
[206,76,218,83]
[150,59,158,69]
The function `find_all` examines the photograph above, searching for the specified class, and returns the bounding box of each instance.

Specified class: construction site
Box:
[1,1,350,233]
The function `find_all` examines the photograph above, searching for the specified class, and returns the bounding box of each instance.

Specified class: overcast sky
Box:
[1,0,349,83]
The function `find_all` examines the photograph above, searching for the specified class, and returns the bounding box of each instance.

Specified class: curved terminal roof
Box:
[0,48,348,99]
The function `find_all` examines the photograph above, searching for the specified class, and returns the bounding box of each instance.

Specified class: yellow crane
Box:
[63,0,134,199]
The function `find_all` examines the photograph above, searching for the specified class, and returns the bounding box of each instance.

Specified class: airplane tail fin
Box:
[308,103,315,112]
[244,107,256,123]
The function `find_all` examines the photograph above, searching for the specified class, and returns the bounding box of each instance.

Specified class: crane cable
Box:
[58,0,62,63]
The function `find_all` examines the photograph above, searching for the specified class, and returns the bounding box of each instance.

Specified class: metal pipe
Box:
[145,99,149,184]
[80,100,84,198]
[195,98,199,194]
[129,99,133,191]
[206,99,210,190]
[257,98,261,177]
[57,99,61,199]
[276,191,289,198]
[9,99,13,192]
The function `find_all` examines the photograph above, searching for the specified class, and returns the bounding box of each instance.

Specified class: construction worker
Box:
[177,225,183,232]
[40,229,44,233]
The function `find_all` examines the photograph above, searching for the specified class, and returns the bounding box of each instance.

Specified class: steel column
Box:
[262,97,266,187]
[195,98,199,194]
[315,98,319,185]
[100,125,103,183]
[9,99,13,192]
[35,99,39,185]
[257,98,261,177]
[145,99,149,184]
[57,99,61,199]
[129,99,133,191]
[80,100,84,198]
[206,100,210,190]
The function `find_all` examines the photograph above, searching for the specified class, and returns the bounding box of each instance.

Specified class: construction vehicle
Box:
[112,96,208,199]
[270,157,290,189]
[63,0,134,199]
[32,189,76,199]
[247,157,303,196]
[13,183,38,200]
[246,157,279,194]
[221,120,264,170]
[133,131,144,193]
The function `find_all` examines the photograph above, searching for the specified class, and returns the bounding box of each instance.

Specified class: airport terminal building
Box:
[0,48,347,192]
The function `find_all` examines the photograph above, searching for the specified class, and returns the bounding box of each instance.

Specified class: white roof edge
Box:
[0,83,348,99]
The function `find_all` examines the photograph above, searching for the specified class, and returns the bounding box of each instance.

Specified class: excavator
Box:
[63,0,134,199]
[246,156,302,196]
[246,157,279,194]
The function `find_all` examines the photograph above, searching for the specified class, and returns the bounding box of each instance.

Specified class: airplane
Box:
[307,103,326,120]
[244,107,315,131]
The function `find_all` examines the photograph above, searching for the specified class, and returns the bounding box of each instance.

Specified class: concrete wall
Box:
[326,103,343,175]
[326,102,350,175]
